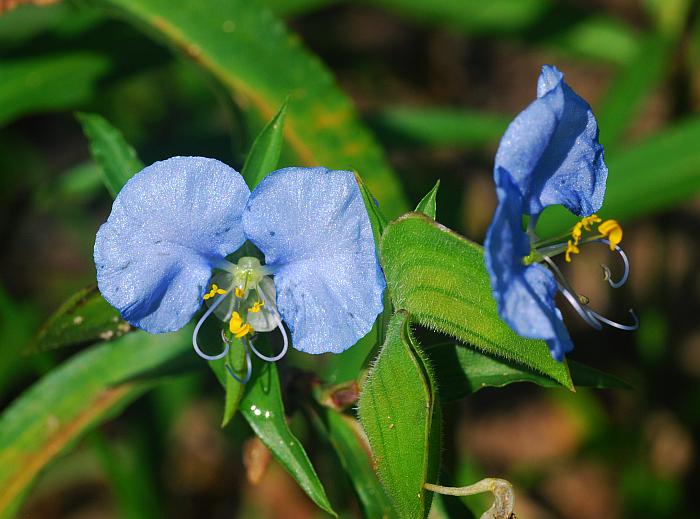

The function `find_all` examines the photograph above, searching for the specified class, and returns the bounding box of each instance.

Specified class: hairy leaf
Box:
[358,311,441,519]
[380,213,573,389]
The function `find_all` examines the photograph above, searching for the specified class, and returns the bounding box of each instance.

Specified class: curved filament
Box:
[222,333,253,384]
[192,293,230,361]
[587,308,640,331]
[595,239,630,288]
[556,281,603,330]
[247,286,289,362]
[249,312,289,362]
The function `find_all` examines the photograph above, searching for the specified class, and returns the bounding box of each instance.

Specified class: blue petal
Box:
[495,64,607,217]
[94,156,250,333]
[243,167,385,354]
[484,177,573,360]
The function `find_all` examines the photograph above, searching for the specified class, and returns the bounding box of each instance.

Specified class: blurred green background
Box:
[1,0,699,517]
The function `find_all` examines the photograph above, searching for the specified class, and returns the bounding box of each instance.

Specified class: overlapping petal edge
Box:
[485,65,608,361]
[94,157,385,355]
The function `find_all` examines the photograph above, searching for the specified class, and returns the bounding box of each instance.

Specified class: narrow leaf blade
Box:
[224,355,337,516]
[28,285,128,353]
[77,112,144,197]
[101,0,407,216]
[415,179,440,219]
[0,330,191,518]
[241,99,288,188]
[311,408,397,519]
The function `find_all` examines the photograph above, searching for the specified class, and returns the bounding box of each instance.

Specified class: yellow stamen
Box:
[203,283,227,300]
[598,219,623,250]
[581,214,602,231]
[571,222,583,245]
[565,240,579,262]
[229,311,253,338]
[234,287,245,298]
[250,300,264,313]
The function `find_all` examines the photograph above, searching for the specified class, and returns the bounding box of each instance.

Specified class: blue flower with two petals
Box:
[95,157,385,371]
[485,65,637,361]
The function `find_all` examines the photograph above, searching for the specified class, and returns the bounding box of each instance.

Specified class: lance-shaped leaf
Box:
[415,180,440,219]
[380,212,573,389]
[99,0,407,216]
[28,285,127,353]
[77,112,144,197]
[0,330,191,519]
[358,311,441,519]
[210,350,336,517]
[241,99,287,189]
[310,407,397,519]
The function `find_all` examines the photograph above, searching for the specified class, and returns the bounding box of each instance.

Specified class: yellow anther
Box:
[250,300,264,313]
[581,214,602,231]
[571,222,583,245]
[235,287,245,298]
[598,219,623,250]
[565,240,579,263]
[229,311,253,338]
[203,283,227,300]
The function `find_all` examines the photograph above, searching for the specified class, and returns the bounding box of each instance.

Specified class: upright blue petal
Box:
[495,64,607,217]
[94,157,250,333]
[484,177,573,361]
[243,167,385,354]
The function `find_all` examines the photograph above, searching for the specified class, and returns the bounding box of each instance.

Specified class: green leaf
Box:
[311,407,397,519]
[537,117,700,236]
[415,180,440,219]
[370,107,509,148]
[241,99,288,189]
[0,54,109,127]
[211,350,336,516]
[366,0,550,35]
[220,339,248,427]
[28,285,129,353]
[358,311,441,519]
[355,172,388,244]
[100,0,407,216]
[264,0,339,16]
[380,212,573,390]
[77,112,144,197]
[597,34,674,149]
[363,0,638,64]
[427,343,630,400]
[568,360,632,390]
[0,330,191,518]
[427,343,564,399]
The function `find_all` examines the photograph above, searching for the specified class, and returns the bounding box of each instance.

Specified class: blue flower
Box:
[485,65,637,361]
[95,157,385,366]
[494,65,607,218]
